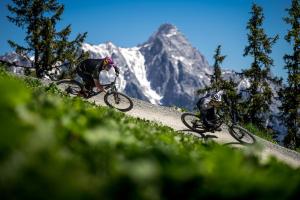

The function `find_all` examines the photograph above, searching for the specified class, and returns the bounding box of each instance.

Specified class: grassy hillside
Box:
[0,66,300,200]
[244,123,278,144]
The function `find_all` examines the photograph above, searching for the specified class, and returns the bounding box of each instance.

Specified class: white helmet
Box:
[212,91,222,102]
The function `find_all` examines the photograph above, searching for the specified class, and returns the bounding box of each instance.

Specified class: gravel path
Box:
[88,93,300,168]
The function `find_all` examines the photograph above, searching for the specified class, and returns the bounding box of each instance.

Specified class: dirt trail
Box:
[89,93,300,168]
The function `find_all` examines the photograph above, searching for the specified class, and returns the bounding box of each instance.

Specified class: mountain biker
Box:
[196,91,223,131]
[76,56,119,96]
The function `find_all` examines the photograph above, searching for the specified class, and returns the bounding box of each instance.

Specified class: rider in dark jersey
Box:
[76,56,119,95]
[196,91,223,131]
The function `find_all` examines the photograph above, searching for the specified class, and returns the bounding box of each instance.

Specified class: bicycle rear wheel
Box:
[56,79,83,97]
[229,125,256,145]
[104,92,133,112]
[181,113,204,132]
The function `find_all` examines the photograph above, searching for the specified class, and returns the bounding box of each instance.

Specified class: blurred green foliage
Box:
[244,123,278,144]
[0,65,300,200]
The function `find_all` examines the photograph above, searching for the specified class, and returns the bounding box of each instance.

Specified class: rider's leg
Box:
[200,110,213,129]
[205,108,221,130]
[77,72,94,97]
[210,108,222,131]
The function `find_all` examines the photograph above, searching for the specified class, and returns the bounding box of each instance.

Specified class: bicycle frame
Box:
[85,76,118,97]
[195,102,237,132]
[101,77,118,93]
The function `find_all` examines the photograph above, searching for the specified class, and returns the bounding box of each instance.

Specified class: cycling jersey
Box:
[76,58,119,90]
[77,59,102,79]
[196,93,221,129]
[196,93,211,111]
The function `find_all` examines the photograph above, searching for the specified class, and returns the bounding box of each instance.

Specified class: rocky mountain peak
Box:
[145,23,184,44]
[156,23,178,36]
[142,23,208,67]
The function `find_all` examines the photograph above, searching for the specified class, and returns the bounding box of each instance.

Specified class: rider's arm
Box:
[113,65,120,75]
[202,98,212,110]
[93,78,103,90]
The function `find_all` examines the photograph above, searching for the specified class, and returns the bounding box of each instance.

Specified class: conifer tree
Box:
[7,0,87,78]
[198,45,241,118]
[198,45,226,94]
[279,0,300,149]
[211,45,226,92]
[221,77,242,122]
[243,4,279,127]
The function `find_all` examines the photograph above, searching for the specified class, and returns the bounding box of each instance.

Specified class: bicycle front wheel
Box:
[104,92,133,112]
[181,113,204,132]
[56,79,83,97]
[229,125,256,145]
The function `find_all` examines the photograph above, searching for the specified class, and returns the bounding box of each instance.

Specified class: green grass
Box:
[243,123,278,144]
[1,65,300,199]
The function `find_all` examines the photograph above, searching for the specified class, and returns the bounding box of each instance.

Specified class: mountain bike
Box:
[56,76,133,112]
[181,108,256,145]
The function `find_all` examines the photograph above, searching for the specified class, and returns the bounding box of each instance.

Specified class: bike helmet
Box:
[212,92,222,102]
[103,56,114,68]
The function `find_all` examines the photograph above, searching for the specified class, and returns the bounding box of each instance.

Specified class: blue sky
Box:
[0,0,293,80]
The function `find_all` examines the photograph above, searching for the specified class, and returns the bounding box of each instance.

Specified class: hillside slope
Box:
[88,92,300,168]
[1,68,300,199]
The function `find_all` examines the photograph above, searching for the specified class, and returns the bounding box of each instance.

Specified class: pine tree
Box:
[7,0,87,78]
[211,45,226,92]
[221,78,242,122]
[39,17,88,73]
[198,45,226,94]
[279,0,300,149]
[198,45,241,119]
[40,18,55,72]
[243,4,279,127]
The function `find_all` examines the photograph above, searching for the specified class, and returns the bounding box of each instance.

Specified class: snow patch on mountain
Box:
[171,55,193,67]
[165,29,177,38]
[118,47,162,104]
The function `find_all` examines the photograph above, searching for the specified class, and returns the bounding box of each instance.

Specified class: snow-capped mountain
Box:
[0,52,32,67]
[82,24,212,108]
[0,52,32,74]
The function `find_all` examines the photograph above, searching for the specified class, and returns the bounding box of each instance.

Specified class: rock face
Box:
[139,24,212,108]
